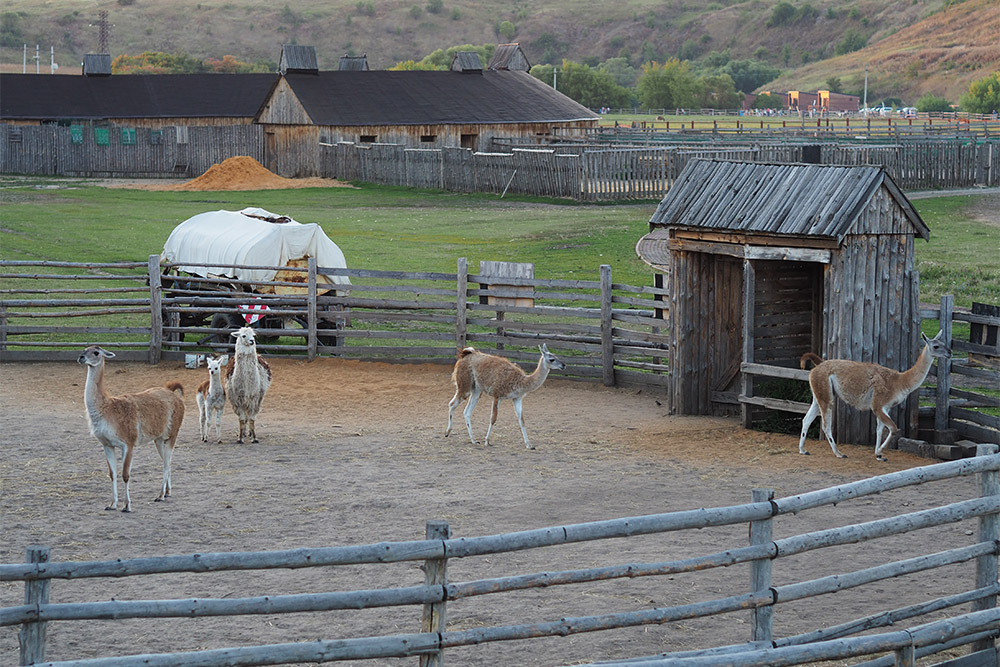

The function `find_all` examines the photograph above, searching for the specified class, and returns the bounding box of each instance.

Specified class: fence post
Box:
[148,255,162,364]
[749,489,774,644]
[456,258,468,351]
[934,295,954,434]
[19,546,50,666]
[972,443,999,655]
[600,264,614,386]
[420,520,451,667]
[307,256,317,361]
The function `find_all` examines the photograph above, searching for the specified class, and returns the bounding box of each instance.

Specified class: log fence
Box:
[320,139,1000,202]
[0,256,670,390]
[3,449,998,666]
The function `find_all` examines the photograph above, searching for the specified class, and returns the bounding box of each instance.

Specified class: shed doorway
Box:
[740,259,825,431]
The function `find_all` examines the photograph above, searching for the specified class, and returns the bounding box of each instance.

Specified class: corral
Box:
[1,357,998,666]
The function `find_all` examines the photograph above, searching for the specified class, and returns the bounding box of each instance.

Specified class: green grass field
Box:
[0,177,996,308]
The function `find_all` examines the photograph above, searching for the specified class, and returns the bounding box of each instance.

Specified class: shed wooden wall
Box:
[667,251,743,416]
[824,236,920,444]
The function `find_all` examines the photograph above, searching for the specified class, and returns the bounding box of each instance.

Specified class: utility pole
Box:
[862,63,869,115]
[552,67,558,91]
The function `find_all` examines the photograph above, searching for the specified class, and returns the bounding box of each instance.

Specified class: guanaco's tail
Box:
[457,347,477,359]
[165,381,184,397]
[800,352,824,370]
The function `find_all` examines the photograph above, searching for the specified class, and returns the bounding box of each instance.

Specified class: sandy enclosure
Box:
[0,356,986,666]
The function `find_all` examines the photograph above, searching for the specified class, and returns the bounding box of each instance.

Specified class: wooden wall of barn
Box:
[0,124,262,177]
[667,251,743,416]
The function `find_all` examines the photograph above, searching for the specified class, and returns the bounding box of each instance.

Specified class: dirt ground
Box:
[0,356,987,666]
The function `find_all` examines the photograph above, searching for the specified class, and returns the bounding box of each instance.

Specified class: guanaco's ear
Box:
[101,348,116,359]
[231,330,239,338]
[921,332,930,344]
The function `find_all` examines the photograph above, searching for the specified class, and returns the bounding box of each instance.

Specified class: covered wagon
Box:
[160,207,350,344]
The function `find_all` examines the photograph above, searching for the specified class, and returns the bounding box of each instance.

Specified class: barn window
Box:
[461,133,478,149]
[420,134,437,143]
[359,135,377,143]
[150,130,163,145]
[121,128,137,146]
[8,127,22,143]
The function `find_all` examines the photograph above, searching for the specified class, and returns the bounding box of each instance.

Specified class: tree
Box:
[719,59,781,93]
[696,74,742,109]
[112,52,206,74]
[532,60,631,108]
[960,71,1000,114]
[835,29,867,55]
[203,55,269,74]
[598,57,638,88]
[915,93,952,113]
[0,11,26,47]
[753,92,784,109]
[825,76,842,93]
[497,20,516,41]
[637,59,699,110]
[394,44,495,70]
[426,0,443,13]
[767,2,797,27]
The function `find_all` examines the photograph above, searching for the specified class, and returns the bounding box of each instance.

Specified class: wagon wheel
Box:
[205,312,244,352]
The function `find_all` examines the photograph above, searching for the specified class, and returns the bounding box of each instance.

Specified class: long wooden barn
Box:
[256,52,598,176]
[636,159,931,448]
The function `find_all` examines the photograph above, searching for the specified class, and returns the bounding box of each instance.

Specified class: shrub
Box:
[916,93,952,112]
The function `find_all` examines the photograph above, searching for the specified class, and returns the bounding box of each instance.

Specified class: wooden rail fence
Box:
[0,256,670,390]
[3,449,998,666]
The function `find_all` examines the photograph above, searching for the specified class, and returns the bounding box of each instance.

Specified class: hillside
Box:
[1,0,997,105]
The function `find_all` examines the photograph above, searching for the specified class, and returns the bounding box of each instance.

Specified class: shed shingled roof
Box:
[0,73,277,121]
[280,70,598,125]
[488,44,531,71]
[280,45,318,74]
[646,159,929,242]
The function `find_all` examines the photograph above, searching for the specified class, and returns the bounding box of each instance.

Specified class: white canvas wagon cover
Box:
[161,207,349,294]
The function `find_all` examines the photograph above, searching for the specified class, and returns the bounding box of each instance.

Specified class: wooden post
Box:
[307,256,317,361]
[600,264,614,386]
[893,644,915,667]
[972,443,999,655]
[749,489,774,644]
[935,295,954,434]
[19,546,50,666]
[741,260,756,428]
[420,520,451,667]
[456,258,468,351]
[148,255,162,364]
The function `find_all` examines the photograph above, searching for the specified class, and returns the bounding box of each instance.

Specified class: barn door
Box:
[709,256,744,415]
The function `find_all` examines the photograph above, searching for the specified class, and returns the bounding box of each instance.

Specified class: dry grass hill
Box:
[1,0,997,104]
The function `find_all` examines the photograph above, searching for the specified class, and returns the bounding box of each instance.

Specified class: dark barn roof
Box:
[280,70,598,126]
[646,159,928,242]
[0,73,278,121]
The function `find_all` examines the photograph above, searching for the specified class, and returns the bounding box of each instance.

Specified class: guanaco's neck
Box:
[84,360,108,407]
[899,344,933,394]
[524,357,550,392]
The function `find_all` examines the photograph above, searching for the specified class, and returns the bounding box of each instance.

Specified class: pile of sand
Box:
[166,156,351,191]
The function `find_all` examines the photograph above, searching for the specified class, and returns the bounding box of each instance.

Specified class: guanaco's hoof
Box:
[800,451,810,456]
[121,508,131,513]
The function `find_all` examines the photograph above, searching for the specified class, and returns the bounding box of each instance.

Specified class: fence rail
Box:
[0,256,670,390]
[4,449,998,666]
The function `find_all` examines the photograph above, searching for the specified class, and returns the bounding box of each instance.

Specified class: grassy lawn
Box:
[0,179,655,285]
[2,178,996,308]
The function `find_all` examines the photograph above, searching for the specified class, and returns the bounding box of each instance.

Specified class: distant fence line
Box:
[4,449,998,666]
[321,139,999,201]
[3,123,997,199]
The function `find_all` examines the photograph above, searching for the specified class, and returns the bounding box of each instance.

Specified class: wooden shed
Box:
[636,159,930,447]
